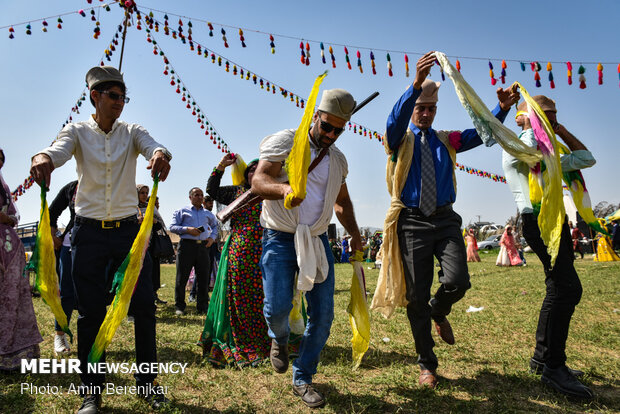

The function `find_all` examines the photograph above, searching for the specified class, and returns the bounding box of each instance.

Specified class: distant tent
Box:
[563,194,578,224]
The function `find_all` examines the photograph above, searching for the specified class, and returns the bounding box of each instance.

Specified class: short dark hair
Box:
[189,187,202,196]
[204,195,214,202]
[90,81,126,107]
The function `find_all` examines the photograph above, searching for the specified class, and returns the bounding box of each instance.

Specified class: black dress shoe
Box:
[270,339,289,373]
[138,381,170,410]
[529,358,584,377]
[292,383,325,408]
[541,365,593,400]
[77,394,101,414]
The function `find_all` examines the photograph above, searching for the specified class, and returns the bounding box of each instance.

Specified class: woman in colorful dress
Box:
[200,153,270,367]
[594,220,620,262]
[465,228,480,262]
[496,225,523,266]
[0,148,43,371]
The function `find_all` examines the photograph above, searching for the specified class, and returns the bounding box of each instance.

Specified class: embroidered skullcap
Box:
[317,89,356,121]
[86,66,125,90]
[415,79,440,105]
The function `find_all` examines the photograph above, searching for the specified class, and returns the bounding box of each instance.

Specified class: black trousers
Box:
[151,254,161,292]
[522,213,582,368]
[174,239,211,312]
[397,207,471,371]
[71,220,156,388]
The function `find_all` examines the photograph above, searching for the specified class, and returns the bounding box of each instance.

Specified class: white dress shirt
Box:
[299,146,329,226]
[258,129,348,291]
[37,115,170,220]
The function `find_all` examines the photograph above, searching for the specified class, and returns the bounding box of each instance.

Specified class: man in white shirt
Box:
[251,89,362,408]
[502,96,595,400]
[30,66,172,414]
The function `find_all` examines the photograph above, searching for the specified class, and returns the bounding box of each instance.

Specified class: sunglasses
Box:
[100,90,130,103]
[319,119,345,136]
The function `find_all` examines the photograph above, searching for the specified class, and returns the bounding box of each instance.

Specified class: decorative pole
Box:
[118,0,135,72]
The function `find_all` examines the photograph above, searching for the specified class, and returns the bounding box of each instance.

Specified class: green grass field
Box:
[1,251,619,413]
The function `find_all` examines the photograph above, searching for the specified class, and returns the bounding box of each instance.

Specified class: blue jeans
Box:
[55,245,76,331]
[261,229,335,386]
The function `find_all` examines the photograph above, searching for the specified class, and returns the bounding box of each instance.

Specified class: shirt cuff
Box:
[35,150,59,168]
[154,147,172,161]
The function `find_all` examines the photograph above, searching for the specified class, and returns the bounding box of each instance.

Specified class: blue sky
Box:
[2,0,618,229]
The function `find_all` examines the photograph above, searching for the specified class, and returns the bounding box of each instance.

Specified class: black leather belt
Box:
[75,215,138,229]
[405,204,453,217]
[180,239,207,245]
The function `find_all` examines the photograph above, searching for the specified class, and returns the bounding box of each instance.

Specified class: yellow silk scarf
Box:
[230,154,247,186]
[284,71,327,209]
[348,250,370,368]
[28,182,72,341]
[436,51,565,265]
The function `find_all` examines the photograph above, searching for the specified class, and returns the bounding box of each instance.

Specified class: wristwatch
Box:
[156,148,172,161]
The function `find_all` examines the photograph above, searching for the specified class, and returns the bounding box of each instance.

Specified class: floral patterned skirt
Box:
[0,226,43,371]
[201,227,304,368]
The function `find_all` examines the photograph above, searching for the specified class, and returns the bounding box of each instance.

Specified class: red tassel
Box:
[455,59,461,72]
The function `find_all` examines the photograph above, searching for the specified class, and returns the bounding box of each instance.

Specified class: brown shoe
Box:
[434,318,455,345]
[270,339,289,373]
[419,370,438,388]
[292,383,325,408]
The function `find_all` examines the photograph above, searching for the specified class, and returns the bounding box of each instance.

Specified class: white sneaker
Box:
[54,334,71,355]
[175,309,184,316]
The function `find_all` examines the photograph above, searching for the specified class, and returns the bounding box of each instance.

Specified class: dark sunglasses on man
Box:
[319,119,345,136]
[100,90,130,103]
